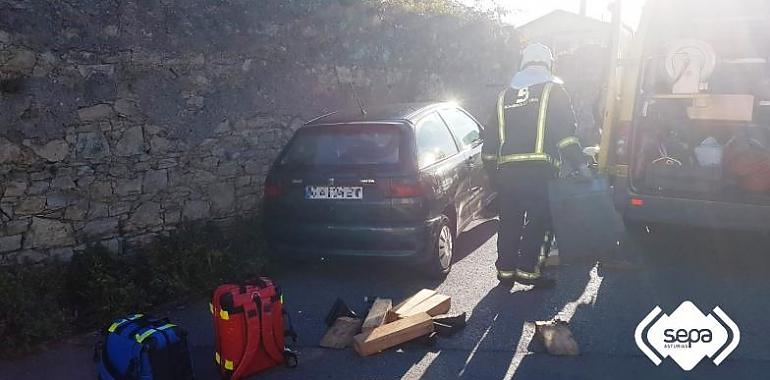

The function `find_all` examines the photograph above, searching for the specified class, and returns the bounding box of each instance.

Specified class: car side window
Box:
[439,108,482,149]
[416,112,459,168]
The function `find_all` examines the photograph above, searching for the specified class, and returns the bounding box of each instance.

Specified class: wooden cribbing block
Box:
[353,312,434,357]
[393,289,436,313]
[361,298,392,334]
[397,293,450,318]
[320,317,362,349]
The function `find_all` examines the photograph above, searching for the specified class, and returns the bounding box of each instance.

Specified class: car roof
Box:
[305,102,458,127]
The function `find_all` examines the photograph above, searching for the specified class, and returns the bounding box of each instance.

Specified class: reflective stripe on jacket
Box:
[482,81,582,171]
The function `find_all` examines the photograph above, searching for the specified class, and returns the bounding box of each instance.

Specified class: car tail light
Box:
[630,198,645,207]
[388,179,424,198]
[263,180,283,200]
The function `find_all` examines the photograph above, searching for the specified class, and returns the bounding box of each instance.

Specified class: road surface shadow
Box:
[454,219,499,264]
[414,263,597,379]
[514,226,770,379]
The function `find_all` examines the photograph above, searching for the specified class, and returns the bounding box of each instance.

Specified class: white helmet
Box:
[510,43,562,89]
[520,43,554,71]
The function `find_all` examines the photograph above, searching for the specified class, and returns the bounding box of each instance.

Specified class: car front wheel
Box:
[423,215,453,278]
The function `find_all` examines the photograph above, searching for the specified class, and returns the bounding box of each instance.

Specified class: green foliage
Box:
[136,219,265,305]
[265,0,466,16]
[66,244,145,328]
[137,223,227,304]
[224,215,269,279]
[0,216,267,358]
[0,260,71,358]
[372,0,465,15]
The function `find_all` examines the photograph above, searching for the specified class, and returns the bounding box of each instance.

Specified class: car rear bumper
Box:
[265,219,440,260]
[614,178,770,231]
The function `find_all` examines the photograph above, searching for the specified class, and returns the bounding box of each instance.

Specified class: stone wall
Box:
[0,0,519,262]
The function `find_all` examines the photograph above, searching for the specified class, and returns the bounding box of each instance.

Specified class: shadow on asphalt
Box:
[415,225,770,380]
[4,223,770,380]
[200,224,770,380]
[416,270,595,378]
[454,219,499,263]
[513,226,770,380]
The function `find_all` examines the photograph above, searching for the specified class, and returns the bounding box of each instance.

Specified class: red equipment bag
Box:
[211,277,297,380]
[724,131,770,193]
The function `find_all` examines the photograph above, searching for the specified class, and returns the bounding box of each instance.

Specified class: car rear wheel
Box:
[423,215,453,278]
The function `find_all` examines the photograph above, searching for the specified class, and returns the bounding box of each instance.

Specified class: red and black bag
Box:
[211,277,297,380]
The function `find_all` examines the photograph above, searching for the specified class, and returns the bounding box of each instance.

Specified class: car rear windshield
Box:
[279,124,403,167]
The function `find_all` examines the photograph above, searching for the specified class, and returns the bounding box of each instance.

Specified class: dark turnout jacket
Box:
[482,81,584,178]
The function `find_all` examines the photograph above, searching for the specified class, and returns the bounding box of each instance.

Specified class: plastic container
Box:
[694,137,723,167]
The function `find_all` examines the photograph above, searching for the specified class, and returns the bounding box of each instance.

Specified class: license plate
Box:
[305,186,363,200]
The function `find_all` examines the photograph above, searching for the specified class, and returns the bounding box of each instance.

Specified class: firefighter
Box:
[483,43,587,288]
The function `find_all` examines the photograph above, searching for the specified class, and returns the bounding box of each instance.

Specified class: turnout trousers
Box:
[495,165,553,273]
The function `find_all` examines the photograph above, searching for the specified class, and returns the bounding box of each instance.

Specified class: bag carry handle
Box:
[231,297,261,380]
[250,278,285,363]
[231,291,285,379]
[255,293,285,364]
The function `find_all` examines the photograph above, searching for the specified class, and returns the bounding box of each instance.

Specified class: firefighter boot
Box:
[497,269,517,285]
[514,269,556,289]
[537,234,556,275]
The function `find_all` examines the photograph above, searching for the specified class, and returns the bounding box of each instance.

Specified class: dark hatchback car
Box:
[263,102,495,277]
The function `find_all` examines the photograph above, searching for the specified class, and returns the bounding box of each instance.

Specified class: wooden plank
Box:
[687,94,754,122]
[392,289,436,314]
[353,312,434,357]
[319,317,362,349]
[361,298,392,334]
[397,294,451,318]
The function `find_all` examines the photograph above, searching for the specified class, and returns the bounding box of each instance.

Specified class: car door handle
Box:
[465,157,476,168]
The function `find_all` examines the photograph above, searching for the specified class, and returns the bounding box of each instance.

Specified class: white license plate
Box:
[305,186,363,200]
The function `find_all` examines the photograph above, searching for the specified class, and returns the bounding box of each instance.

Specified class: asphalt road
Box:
[3,219,770,380]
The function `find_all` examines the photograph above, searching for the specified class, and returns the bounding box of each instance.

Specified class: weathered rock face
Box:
[27,139,70,162]
[24,218,75,249]
[0,0,518,261]
[0,137,22,163]
[75,132,111,159]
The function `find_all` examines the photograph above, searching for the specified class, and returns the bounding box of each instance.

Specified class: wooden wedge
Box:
[320,317,362,349]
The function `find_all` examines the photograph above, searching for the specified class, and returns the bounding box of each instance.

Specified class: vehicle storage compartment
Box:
[632,100,770,204]
[629,7,770,205]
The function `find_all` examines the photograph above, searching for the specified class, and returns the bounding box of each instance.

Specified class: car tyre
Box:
[423,215,454,278]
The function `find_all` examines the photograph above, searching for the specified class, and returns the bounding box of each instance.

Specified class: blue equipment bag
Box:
[96,314,195,380]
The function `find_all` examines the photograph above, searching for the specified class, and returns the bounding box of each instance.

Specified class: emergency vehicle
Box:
[601,0,770,231]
